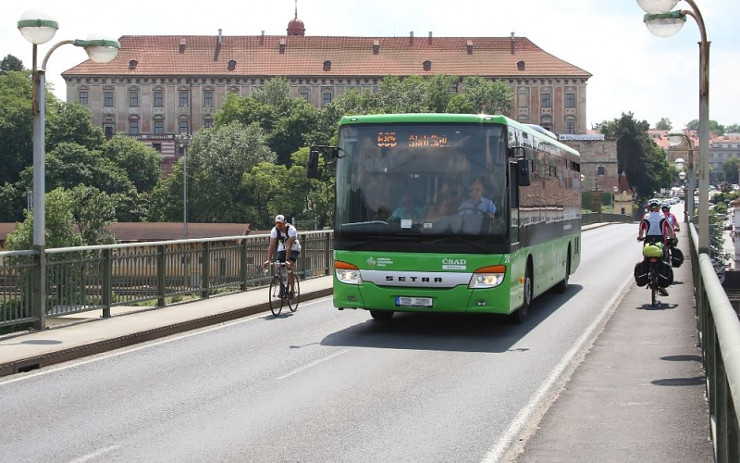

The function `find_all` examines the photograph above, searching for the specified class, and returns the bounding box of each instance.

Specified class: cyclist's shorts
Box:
[277,250,300,263]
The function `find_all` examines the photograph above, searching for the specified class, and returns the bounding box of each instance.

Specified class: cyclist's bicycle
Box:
[268,261,301,316]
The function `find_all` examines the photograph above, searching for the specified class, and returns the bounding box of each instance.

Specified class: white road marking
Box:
[0,296,333,386]
[67,445,120,463]
[275,349,350,380]
[480,276,633,463]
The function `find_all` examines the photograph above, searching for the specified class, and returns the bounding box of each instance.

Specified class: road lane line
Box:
[67,445,120,463]
[275,349,350,380]
[0,296,333,385]
[480,275,634,463]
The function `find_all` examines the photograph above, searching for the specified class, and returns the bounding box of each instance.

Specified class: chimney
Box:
[428,31,432,45]
[279,38,286,54]
[179,38,186,53]
[510,31,515,55]
[373,40,380,55]
[466,40,473,55]
[260,30,265,46]
[410,31,414,47]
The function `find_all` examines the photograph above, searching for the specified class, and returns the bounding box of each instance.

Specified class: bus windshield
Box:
[335,123,507,237]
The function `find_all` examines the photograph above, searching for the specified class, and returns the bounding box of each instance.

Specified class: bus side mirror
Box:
[307,149,320,178]
[517,159,531,186]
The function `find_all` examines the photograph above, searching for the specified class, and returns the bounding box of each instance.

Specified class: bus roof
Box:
[338,113,580,157]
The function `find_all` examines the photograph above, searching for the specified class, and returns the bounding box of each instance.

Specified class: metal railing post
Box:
[157,244,166,307]
[201,241,210,299]
[240,239,248,291]
[102,248,111,318]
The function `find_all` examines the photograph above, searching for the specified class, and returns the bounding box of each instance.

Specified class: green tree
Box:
[46,102,105,153]
[457,76,513,114]
[722,157,740,184]
[686,119,725,135]
[655,117,672,130]
[150,122,276,223]
[1,54,23,72]
[67,185,117,244]
[600,112,672,201]
[6,187,85,250]
[425,74,458,113]
[0,70,33,186]
[726,124,740,133]
[102,135,161,192]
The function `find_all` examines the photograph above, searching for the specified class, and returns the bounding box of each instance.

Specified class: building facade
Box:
[61,15,591,169]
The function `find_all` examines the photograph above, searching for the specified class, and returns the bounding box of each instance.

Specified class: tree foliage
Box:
[655,117,672,130]
[1,54,23,72]
[599,112,672,200]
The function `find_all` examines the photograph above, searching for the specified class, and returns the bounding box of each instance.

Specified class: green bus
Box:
[312,113,582,321]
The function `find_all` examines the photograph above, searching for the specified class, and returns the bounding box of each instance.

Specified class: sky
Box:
[2,0,739,131]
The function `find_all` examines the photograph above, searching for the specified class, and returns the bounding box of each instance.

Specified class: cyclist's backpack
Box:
[634,261,649,287]
[275,223,300,247]
[671,248,684,268]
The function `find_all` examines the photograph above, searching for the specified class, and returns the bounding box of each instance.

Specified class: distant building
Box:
[61,12,591,173]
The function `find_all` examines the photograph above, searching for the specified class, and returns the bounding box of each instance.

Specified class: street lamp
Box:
[18,10,119,327]
[637,0,710,254]
[175,133,193,240]
[669,132,695,224]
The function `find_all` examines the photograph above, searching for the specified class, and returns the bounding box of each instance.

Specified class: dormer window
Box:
[323,60,331,71]
[517,60,526,71]
[227,60,237,71]
[128,59,138,70]
[423,60,432,71]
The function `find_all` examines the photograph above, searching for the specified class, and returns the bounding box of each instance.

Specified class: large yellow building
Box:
[62,14,591,165]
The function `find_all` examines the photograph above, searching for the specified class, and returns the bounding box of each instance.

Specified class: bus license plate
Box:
[395,296,433,307]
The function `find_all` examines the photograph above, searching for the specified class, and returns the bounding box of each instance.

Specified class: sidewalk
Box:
[0,276,333,377]
[515,226,713,462]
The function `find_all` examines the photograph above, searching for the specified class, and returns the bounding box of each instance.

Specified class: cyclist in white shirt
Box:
[263,214,301,297]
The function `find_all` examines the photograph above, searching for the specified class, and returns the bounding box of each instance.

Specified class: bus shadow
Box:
[320,284,583,353]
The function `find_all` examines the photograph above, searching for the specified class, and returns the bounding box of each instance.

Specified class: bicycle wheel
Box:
[650,266,658,307]
[269,275,284,316]
[288,275,301,312]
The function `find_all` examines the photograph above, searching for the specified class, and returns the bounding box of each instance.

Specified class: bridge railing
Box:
[690,223,740,461]
[0,230,334,330]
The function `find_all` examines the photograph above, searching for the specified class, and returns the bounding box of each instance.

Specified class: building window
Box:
[79,91,88,105]
[565,92,575,108]
[152,143,162,152]
[129,120,139,135]
[104,125,114,139]
[179,120,189,134]
[300,91,309,101]
[154,91,163,107]
[322,92,332,107]
[104,91,114,107]
[204,91,213,107]
[517,88,529,108]
[203,119,213,129]
[597,166,605,176]
[129,91,139,107]
[565,118,576,134]
[154,120,164,134]
[541,92,551,108]
[540,115,552,131]
[179,91,189,107]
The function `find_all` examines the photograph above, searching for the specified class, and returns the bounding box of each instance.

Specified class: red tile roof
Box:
[63,35,591,79]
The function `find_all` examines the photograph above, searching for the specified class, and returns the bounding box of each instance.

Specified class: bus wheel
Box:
[370,310,394,321]
[511,265,532,324]
[555,251,571,294]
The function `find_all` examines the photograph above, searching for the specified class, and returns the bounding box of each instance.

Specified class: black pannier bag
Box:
[634,261,649,287]
[671,248,684,268]
[657,259,674,287]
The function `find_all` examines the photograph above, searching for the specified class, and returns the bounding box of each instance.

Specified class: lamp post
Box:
[669,132,695,224]
[18,10,119,328]
[637,0,710,254]
[175,133,193,240]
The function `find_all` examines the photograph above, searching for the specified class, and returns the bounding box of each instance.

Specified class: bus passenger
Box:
[389,193,422,221]
[457,177,496,217]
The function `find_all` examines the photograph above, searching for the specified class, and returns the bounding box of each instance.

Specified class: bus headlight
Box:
[469,265,506,289]
[335,260,362,285]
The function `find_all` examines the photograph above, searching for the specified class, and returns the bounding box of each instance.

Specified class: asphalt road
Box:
[0,223,659,463]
